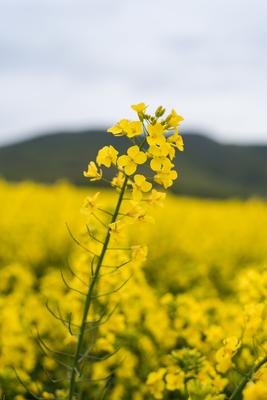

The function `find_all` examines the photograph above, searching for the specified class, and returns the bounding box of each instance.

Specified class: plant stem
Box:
[229,354,267,400]
[68,177,128,400]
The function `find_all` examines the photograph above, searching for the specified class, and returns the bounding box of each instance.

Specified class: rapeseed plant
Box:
[12,103,183,399]
[64,103,184,399]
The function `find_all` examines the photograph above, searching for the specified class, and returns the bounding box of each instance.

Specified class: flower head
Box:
[167,129,184,151]
[147,368,166,400]
[117,145,147,175]
[80,192,101,216]
[131,245,148,262]
[107,119,130,136]
[154,165,178,189]
[243,382,267,400]
[109,220,126,241]
[149,143,175,172]
[83,161,102,181]
[96,145,118,168]
[147,123,166,146]
[147,189,166,208]
[111,171,125,189]
[124,121,143,138]
[131,102,147,114]
[215,336,240,373]
[167,109,184,128]
[131,174,152,200]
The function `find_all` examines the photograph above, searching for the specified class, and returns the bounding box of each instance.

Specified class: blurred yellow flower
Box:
[131,102,147,113]
[243,382,267,400]
[167,109,184,128]
[81,192,101,216]
[147,189,166,208]
[109,220,126,241]
[131,174,152,200]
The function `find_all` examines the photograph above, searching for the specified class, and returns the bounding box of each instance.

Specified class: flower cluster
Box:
[83,102,184,195]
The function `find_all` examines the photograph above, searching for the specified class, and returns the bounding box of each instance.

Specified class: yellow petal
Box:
[117,155,130,167]
[134,174,146,185]
[142,181,152,192]
[150,158,162,171]
[131,102,147,113]
[125,162,137,175]
[127,145,139,158]
[132,188,143,201]
[134,151,147,164]
[107,125,122,135]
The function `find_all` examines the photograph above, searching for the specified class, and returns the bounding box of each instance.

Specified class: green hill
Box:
[0,129,266,198]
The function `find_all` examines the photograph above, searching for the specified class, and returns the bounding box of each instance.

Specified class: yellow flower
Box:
[42,392,54,400]
[147,123,166,146]
[244,303,264,336]
[83,161,102,181]
[147,368,166,399]
[107,119,130,136]
[96,145,118,168]
[131,174,152,200]
[124,121,143,138]
[154,165,178,189]
[81,192,100,216]
[124,201,154,224]
[131,102,147,113]
[29,382,43,393]
[167,109,184,128]
[165,371,184,391]
[111,171,125,189]
[243,382,267,400]
[109,220,126,241]
[147,189,166,208]
[215,337,240,373]
[167,129,184,151]
[212,374,228,391]
[125,201,144,219]
[117,145,147,175]
[96,333,115,353]
[131,245,148,262]
[136,211,155,224]
[149,144,174,172]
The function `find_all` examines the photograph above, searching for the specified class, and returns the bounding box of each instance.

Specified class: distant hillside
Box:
[0,129,266,198]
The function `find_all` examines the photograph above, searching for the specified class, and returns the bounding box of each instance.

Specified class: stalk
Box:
[68,177,128,400]
[229,355,267,400]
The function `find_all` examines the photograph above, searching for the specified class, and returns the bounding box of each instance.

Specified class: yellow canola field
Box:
[0,180,267,400]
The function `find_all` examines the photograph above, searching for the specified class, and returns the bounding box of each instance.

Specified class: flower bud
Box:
[155,106,165,118]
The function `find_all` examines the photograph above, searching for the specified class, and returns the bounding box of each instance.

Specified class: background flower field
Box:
[1,180,267,399]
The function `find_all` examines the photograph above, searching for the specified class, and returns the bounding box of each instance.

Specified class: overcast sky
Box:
[0,0,267,145]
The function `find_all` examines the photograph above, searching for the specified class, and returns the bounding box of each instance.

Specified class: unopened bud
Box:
[155,106,165,118]
[165,114,172,122]
[138,112,144,122]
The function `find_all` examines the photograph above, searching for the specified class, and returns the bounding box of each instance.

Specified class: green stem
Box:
[68,177,128,400]
[229,354,267,400]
